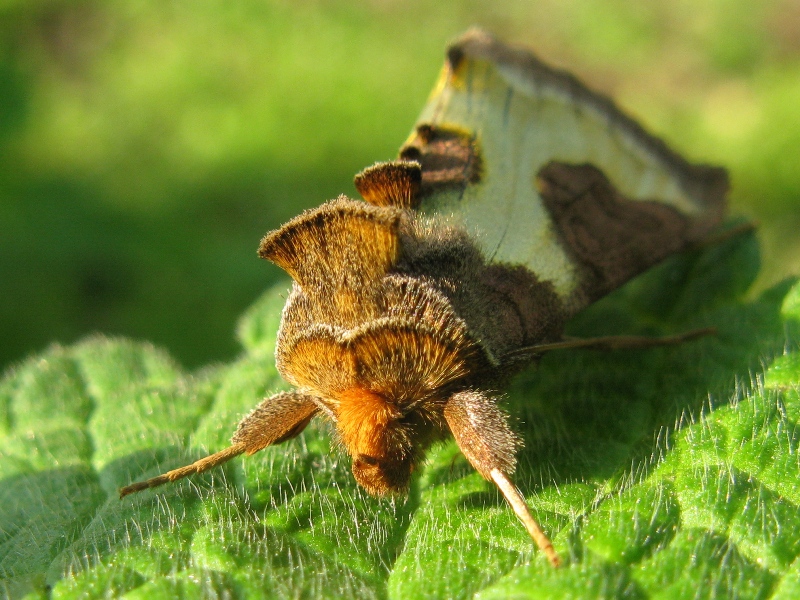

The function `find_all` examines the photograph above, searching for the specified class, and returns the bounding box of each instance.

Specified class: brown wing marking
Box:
[399,124,483,198]
[479,263,566,348]
[355,123,483,210]
[258,196,404,293]
[537,161,711,308]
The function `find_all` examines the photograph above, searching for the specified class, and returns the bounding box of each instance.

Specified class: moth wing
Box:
[396,28,727,314]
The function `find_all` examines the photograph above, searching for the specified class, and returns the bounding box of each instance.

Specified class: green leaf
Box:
[2,231,800,598]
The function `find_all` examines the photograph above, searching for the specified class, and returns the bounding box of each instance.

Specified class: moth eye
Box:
[397,412,416,425]
[358,454,380,466]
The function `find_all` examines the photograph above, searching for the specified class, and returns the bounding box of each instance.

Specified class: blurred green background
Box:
[1,0,799,372]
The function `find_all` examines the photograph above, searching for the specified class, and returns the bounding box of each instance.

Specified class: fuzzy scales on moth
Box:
[120,29,728,568]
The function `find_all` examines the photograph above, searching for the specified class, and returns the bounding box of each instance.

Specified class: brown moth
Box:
[120,29,728,568]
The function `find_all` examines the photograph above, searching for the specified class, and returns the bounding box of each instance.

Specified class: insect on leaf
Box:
[121,28,730,569]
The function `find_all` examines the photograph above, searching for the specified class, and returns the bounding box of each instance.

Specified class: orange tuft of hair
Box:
[336,388,400,458]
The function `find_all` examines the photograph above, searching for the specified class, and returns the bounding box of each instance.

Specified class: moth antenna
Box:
[491,468,561,568]
[119,443,246,498]
[503,327,717,362]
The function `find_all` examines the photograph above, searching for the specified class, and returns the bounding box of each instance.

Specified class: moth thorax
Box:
[335,388,412,496]
[332,288,377,325]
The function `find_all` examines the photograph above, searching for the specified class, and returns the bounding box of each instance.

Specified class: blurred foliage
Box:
[1,0,799,370]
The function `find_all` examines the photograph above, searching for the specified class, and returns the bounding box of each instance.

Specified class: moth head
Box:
[277,321,468,496]
[335,387,421,495]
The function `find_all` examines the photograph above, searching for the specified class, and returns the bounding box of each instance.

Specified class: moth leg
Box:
[443,390,561,567]
[504,327,716,362]
[119,391,319,498]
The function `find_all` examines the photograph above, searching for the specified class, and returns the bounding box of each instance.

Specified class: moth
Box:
[121,29,728,567]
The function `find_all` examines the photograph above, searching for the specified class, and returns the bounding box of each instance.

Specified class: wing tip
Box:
[443,28,729,221]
